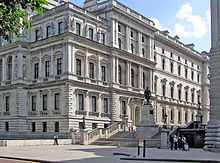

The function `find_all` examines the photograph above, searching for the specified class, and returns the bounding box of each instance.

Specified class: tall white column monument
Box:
[204,0,220,152]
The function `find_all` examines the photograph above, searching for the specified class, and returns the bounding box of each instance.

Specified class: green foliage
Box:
[0,0,48,41]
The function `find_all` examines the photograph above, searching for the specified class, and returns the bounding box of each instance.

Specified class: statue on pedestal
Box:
[144,87,151,104]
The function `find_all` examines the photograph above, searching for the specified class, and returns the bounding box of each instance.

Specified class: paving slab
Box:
[0,145,219,163]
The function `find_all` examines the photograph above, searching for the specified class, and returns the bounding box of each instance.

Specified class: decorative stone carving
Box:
[64,15,75,31]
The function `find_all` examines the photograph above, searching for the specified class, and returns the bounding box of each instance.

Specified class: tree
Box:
[0,0,48,41]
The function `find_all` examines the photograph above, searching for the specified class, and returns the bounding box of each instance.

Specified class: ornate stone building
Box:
[0,0,209,138]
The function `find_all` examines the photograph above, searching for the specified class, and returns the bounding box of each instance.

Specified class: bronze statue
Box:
[144,87,151,104]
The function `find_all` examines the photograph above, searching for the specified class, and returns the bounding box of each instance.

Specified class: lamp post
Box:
[196,101,203,128]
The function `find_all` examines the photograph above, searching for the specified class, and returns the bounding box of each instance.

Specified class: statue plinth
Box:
[137,101,159,139]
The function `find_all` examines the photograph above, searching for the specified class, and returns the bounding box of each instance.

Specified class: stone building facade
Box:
[0,0,209,138]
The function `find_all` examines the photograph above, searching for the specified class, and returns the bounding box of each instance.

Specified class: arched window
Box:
[142,48,145,57]
[170,109,174,121]
[178,65,181,76]
[170,86,174,99]
[23,64,27,78]
[118,38,122,50]
[185,90,188,102]
[191,71,194,80]
[162,84,166,97]
[131,43,134,54]
[185,112,188,123]
[191,91,195,103]
[0,59,2,81]
[131,69,134,87]
[143,72,145,89]
[178,87,182,100]
[7,56,12,80]
[170,62,173,73]
[162,58,165,70]
[178,110,181,122]
[185,68,188,78]
[191,112,194,121]
[118,65,122,84]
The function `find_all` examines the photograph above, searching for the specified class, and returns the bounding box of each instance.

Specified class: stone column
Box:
[50,50,54,76]
[97,54,101,81]
[11,55,15,80]
[84,51,88,78]
[138,65,143,89]
[126,26,131,53]
[115,20,119,48]
[67,43,72,74]
[17,52,23,79]
[137,32,142,56]
[111,56,116,84]
[115,57,119,84]
[39,51,42,78]
[110,91,117,122]
[111,18,116,47]
[126,61,131,86]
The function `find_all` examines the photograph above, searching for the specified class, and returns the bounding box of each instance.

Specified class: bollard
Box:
[137,145,140,156]
[143,140,146,158]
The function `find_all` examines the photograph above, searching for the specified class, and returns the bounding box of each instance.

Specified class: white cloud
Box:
[174,2,208,39]
[150,17,172,34]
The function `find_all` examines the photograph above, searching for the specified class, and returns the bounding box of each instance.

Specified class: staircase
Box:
[91,131,138,147]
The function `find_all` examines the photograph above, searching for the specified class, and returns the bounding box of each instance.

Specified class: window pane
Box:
[43,95,47,110]
[78,94,84,110]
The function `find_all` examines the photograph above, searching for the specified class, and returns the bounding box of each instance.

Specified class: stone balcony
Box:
[51,110,61,115]
[75,110,87,116]
[89,111,100,117]
[40,110,49,116]
[28,111,38,117]
[3,111,11,116]
[101,113,111,118]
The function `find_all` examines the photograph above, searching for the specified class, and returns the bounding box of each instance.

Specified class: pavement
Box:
[0,145,220,163]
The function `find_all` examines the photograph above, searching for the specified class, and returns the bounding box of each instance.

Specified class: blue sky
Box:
[71,0,210,52]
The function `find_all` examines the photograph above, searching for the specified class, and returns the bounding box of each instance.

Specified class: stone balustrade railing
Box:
[104,122,120,139]
[88,128,102,144]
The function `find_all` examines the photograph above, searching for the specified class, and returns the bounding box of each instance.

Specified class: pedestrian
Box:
[182,136,186,151]
[173,135,178,150]
[169,135,174,150]
[178,136,182,150]
[54,135,59,145]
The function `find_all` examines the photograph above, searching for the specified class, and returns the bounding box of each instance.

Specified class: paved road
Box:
[0,145,220,163]
[0,158,37,163]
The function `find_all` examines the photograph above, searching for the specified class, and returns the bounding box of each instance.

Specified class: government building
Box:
[0,0,210,138]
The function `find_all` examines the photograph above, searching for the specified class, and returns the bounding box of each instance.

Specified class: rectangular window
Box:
[76,23,81,35]
[185,59,187,64]
[130,31,133,38]
[76,59,82,76]
[121,100,126,114]
[89,62,94,79]
[43,95,47,110]
[170,52,173,58]
[142,36,145,43]
[197,74,200,83]
[45,61,50,77]
[46,25,51,38]
[162,49,165,54]
[191,62,194,67]
[5,96,9,111]
[54,93,60,110]
[89,28,94,40]
[58,21,63,34]
[32,122,36,132]
[101,33,105,44]
[178,111,181,122]
[185,112,188,123]
[78,94,84,110]
[5,122,9,132]
[178,56,181,61]
[92,123,97,129]
[34,63,39,79]
[101,66,106,81]
[118,25,121,32]
[43,122,47,132]
[32,96,36,111]
[103,98,108,113]
[57,58,62,75]
[55,122,59,132]
[35,29,40,41]
[91,96,97,112]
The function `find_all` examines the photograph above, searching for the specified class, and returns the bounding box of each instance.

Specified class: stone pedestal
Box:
[160,128,169,149]
[137,101,159,139]
[80,129,88,145]
[122,115,128,131]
